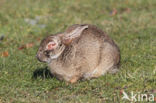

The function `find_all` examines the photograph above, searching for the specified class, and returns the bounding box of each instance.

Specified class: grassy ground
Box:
[0,0,156,102]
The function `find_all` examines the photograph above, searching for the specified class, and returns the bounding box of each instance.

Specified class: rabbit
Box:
[36,24,120,83]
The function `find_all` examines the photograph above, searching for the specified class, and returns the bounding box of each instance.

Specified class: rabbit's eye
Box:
[44,51,50,57]
[59,44,62,46]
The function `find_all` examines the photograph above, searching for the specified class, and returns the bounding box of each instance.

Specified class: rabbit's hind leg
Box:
[69,75,81,83]
[92,63,114,78]
[91,54,116,78]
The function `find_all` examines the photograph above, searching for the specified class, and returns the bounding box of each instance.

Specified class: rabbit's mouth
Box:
[36,55,50,63]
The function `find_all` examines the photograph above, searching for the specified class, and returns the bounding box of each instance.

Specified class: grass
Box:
[0,0,156,102]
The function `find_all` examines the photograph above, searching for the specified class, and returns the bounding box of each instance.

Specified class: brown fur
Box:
[36,24,120,83]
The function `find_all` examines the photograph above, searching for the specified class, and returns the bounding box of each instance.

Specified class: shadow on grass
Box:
[32,66,54,79]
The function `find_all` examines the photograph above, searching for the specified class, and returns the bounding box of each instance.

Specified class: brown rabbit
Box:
[36,24,120,83]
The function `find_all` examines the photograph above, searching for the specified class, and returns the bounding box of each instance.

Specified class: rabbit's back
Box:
[71,25,120,78]
[72,29,101,74]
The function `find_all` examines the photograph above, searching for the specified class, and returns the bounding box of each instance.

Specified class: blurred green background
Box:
[0,0,155,102]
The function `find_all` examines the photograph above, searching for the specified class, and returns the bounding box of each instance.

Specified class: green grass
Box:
[0,0,156,102]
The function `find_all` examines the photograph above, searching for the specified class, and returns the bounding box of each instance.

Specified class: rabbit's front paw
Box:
[69,76,80,83]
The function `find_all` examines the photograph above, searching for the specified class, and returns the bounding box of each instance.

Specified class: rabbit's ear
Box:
[62,25,88,45]
[46,41,58,50]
